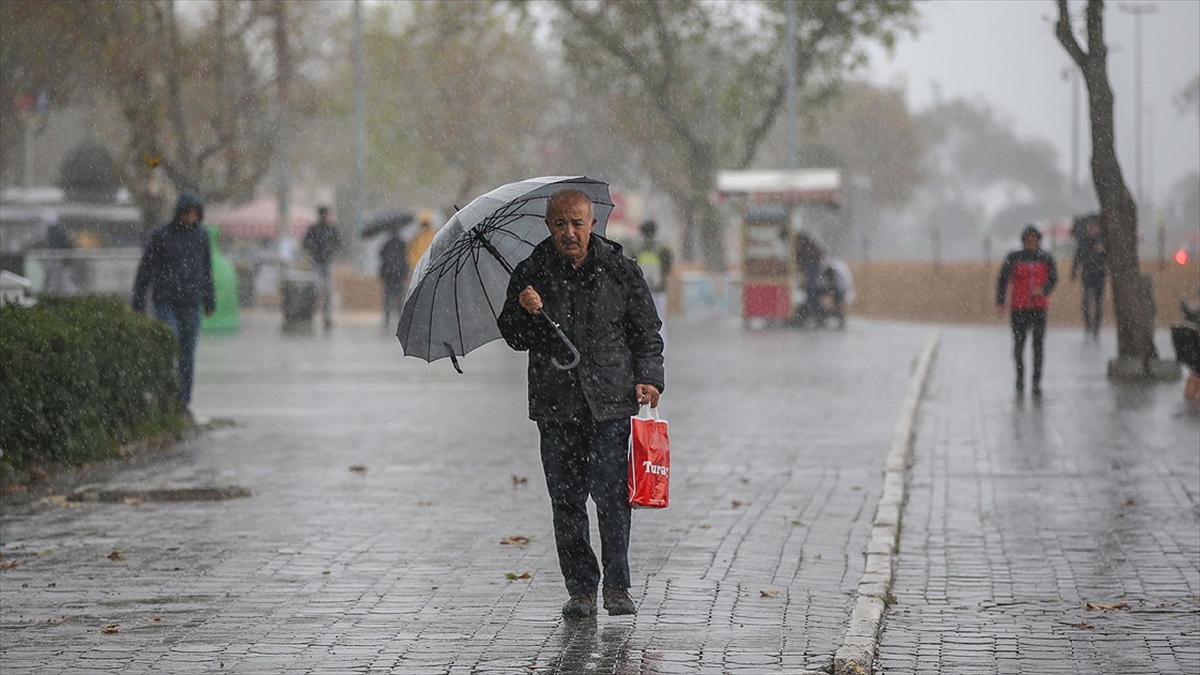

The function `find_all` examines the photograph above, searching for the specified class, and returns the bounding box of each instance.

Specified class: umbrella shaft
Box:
[474,229,515,275]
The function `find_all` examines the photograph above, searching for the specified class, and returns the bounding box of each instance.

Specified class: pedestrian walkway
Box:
[877,326,1200,674]
[2,311,1196,674]
[1,311,933,674]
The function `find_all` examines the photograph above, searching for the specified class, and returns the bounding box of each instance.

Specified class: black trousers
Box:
[1011,309,1047,387]
[537,417,631,596]
[1081,280,1104,335]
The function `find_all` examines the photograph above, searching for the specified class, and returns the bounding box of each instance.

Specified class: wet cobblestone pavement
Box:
[4,311,1196,674]
[877,326,1200,674]
[1,311,932,674]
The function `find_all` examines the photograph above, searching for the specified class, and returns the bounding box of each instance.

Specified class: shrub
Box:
[0,295,184,475]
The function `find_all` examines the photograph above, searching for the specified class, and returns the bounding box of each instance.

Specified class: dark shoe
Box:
[602,588,637,616]
[1031,383,1042,398]
[562,593,596,619]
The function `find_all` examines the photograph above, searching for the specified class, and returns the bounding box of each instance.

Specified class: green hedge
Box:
[0,295,185,475]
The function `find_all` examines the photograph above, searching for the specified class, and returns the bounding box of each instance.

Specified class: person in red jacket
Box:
[996,224,1058,397]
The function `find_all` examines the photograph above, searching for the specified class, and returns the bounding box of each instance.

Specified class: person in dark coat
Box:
[497,188,665,619]
[302,205,343,330]
[1070,214,1106,339]
[132,191,216,408]
[996,224,1058,397]
[378,227,408,329]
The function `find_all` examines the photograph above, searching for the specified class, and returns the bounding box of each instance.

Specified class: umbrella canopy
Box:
[360,210,414,238]
[397,175,613,371]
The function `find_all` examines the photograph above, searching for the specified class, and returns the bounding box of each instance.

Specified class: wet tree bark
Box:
[1055,0,1160,375]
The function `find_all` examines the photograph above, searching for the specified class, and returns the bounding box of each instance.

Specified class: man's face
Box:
[545,196,595,266]
[1022,234,1040,251]
[181,207,201,227]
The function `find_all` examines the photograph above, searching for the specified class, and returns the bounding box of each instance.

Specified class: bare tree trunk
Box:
[1056,0,1160,375]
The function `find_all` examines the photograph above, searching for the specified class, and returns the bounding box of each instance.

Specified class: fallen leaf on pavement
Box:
[760,590,780,598]
[1075,622,1095,629]
[2,484,28,494]
[500,536,531,546]
[731,500,746,508]
[1084,602,1129,611]
[505,572,532,580]
[349,465,367,473]
[46,616,68,625]
[107,550,123,561]
[123,497,144,506]
[101,624,120,634]
[512,475,528,486]
[1,560,20,570]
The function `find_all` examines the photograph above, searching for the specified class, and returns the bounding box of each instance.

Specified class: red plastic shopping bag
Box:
[628,405,669,509]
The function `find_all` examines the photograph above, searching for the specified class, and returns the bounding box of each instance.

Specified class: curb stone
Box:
[833,333,940,675]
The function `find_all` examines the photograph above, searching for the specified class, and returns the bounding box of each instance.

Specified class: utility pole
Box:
[784,0,798,170]
[274,0,293,261]
[1061,66,1081,198]
[1119,2,1157,219]
[351,0,367,235]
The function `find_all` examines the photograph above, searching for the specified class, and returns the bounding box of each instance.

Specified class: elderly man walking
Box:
[498,188,665,619]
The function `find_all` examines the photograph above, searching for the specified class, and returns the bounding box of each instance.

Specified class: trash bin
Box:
[281,268,317,327]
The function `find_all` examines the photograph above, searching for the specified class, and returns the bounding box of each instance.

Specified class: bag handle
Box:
[637,404,659,421]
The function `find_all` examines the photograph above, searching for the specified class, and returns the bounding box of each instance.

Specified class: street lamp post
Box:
[1119,2,1158,219]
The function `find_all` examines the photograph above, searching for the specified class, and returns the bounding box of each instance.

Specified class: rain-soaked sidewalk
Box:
[1,310,1196,674]
[877,326,1200,674]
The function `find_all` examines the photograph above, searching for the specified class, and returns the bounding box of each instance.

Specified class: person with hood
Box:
[996,224,1058,397]
[302,205,344,330]
[406,210,436,279]
[131,191,216,409]
[497,188,665,620]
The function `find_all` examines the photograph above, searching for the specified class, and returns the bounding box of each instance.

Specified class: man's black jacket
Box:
[131,191,215,313]
[498,235,665,422]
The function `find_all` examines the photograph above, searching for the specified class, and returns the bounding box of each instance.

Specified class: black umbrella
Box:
[396,175,614,373]
[360,211,414,238]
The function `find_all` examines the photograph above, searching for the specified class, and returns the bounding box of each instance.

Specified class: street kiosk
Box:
[715,169,843,325]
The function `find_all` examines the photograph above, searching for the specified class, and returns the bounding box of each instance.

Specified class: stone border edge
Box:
[833,332,940,675]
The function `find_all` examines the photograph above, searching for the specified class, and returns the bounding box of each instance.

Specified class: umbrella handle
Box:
[541,312,580,370]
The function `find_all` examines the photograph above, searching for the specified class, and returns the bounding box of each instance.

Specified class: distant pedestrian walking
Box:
[40,210,77,295]
[996,224,1058,397]
[629,219,674,340]
[1071,214,1106,339]
[406,211,436,280]
[498,188,665,620]
[302,206,343,330]
[378,227,408,330]
[131,191,216,409]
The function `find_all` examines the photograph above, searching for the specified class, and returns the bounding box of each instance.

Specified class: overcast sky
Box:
[863,0,1200,208]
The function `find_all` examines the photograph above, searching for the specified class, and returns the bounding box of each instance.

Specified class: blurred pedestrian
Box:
[301,205,343,330]
[996,224,1058,397]
[40,210,77,295]
[378,226,408,330]
[131,191,216,410]
[406,210,436,279]
[794,231,824,326]
[1070,214,1106,339]
[629,219,674,336]
[497,188,665,619]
